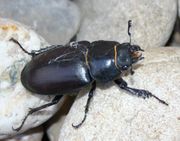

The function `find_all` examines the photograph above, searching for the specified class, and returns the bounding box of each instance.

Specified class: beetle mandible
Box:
[9,20,168,131]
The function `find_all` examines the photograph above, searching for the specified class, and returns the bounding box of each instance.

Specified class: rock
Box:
[0,18,64,139]
[1,126,43,141]
[0,0,80,44]
[47,116,66,141]
[167,18,180,47]
[46,96,75,141]
[76,0,177,49]
[58,47,180,141]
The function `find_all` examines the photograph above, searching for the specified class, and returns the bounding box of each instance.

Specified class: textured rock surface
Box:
[46,96,75,141]
[0,18,64,139]
[59,47,180,141]
[168,19,180,47]
[47,116,66,141]
[76,0,177,49]
[0,0,80,44]
[2,126,43,141]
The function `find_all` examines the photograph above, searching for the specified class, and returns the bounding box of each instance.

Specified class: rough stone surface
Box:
[168,19,180,47]
[76,0,177,49]
[0,18,64,139]
[59,47,180,141]
[47,116,66,141]
[2,126,43,141]
[0,0,80,44]
[46,96,75,141]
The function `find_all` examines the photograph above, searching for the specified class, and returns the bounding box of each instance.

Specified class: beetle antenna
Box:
[9,38,35,56]
[128,20,132,44]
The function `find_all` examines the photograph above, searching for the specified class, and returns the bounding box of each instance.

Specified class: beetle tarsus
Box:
[72,81,96,128]
[72,114,87,129]
[114,78,168,106]
[150,94,168,106]
[12,95,62,131]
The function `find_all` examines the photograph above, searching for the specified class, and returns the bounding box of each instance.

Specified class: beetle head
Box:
[116,43,144,72]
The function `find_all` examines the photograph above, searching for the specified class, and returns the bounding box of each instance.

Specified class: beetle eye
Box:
[129,45,144,53]
[122,65,129,70]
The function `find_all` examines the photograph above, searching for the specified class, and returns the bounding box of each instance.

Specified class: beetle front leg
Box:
[114,78,168,106]
[12,95,63,131]
[72,81,96,129]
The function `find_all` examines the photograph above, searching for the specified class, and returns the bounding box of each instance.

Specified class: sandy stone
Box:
[58,47,180,141]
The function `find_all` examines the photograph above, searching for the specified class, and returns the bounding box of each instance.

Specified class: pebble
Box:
[0,0,80,44]
[1,126,43,141]
[0,18,64,139]
[76,0,177,49]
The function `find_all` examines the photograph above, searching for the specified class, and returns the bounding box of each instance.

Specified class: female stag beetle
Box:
[9,20,168,131]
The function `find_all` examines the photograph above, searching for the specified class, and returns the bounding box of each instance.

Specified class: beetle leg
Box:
[30,45,63,56]
[114,78,168,106]
[72,81,96,129]
[9,38,35,56]
[9,38,63,57]
[12,95,63,131]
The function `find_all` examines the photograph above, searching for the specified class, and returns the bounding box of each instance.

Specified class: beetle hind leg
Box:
[72,81,96,129]
[114,78,168,106]
[12,95,63,131]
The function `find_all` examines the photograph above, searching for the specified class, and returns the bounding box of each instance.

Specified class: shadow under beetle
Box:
[9,20,168,131]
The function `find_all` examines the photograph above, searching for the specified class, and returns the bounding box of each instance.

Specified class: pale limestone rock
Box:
[2,126,43,141]
[0,18,64,139]
[46,96,75,141]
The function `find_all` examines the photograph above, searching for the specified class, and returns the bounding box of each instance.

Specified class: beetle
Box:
[9,20,168,131]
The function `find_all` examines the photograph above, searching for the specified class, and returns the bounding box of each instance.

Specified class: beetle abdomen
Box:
[21,60,92,94]
[21,47,92,95]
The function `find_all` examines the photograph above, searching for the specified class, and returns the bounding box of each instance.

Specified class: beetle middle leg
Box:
[72,81,96,128]
[114,78,168,106]
[12,95,63,131]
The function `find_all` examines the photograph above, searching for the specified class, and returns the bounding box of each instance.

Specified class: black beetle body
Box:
[21,42,92,95]
[9,20,168,131]
[21,40,137,94]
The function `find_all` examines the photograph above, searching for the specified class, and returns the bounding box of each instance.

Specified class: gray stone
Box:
[0,0,80,44]
[76,0,177,49]
[2,126,43,141]
[58,47,180,141]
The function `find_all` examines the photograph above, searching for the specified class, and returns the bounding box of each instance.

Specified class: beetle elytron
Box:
[9,20,168,131]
